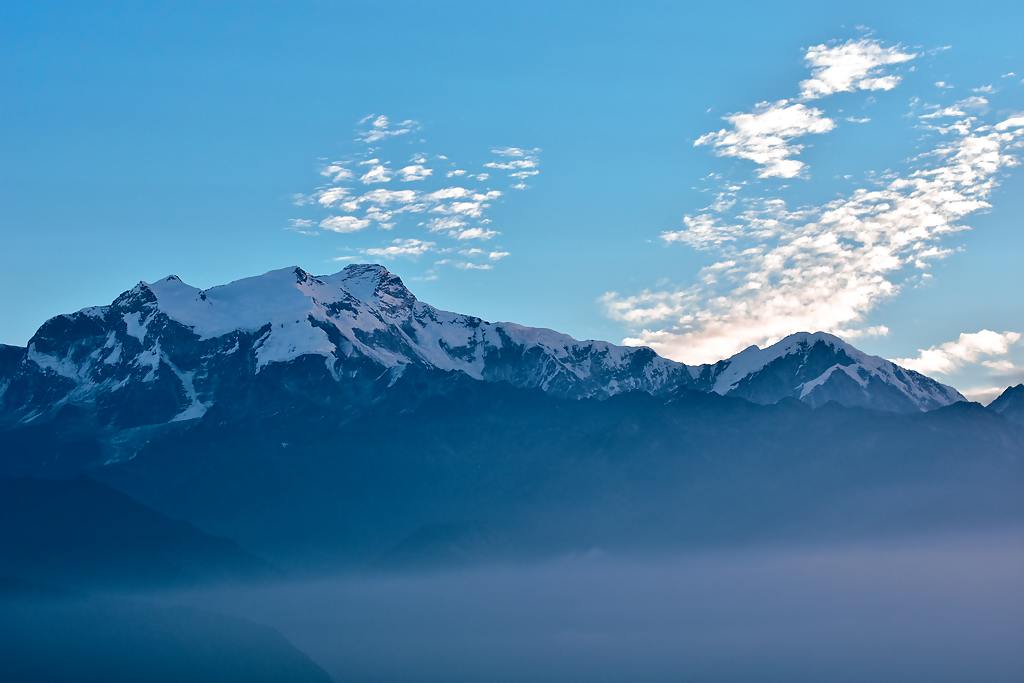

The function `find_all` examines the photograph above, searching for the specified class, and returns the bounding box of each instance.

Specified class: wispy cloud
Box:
[320,215,372,233]
[695,38,915,180]
[484,147,542,188]
[286,218,318,236]
[290,116,542,273]
[398,164,433,182]
[363,238,436,259]
[452,227,498,240]
[893,330,1021,375]
[696,101,835,179]
[604,36,1024,365]
[356,114,419,143]
[960,385,1011,404]
[920,95,989,120]
[799,38,916,99]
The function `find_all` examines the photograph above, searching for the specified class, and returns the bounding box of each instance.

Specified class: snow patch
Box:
[122,312,150,342]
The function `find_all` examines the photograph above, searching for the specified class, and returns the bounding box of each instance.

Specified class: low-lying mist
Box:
[138,530,1024,682]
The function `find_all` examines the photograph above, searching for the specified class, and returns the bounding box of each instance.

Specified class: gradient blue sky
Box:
[2,1,1023,400]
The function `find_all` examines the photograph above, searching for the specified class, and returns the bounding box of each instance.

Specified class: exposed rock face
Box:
[0,266,963,437]
[697,332,964,412]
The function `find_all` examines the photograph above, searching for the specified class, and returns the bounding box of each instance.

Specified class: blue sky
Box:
[2,1,1023,400]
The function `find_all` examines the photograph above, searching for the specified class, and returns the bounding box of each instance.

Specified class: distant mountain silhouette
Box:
[86,372,1024,570]
[0,476,271,589]
[0,593,332,683]
[989,384,1024,425]
[0,265,961,458]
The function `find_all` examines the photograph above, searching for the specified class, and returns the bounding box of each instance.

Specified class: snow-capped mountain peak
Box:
[704,331,964,412]
[709,332,851,394]
[0,265,965,431]
[328,263,415,306]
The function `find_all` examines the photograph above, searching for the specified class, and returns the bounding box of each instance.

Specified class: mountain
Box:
[698,332,965,412]
[0,264,1017,571]
[91,376,1024,569]
[989,384,1024,424]
[0,476,271,589]
[0,265,962,449]
[0,265,695,433]
[0,594,333,683]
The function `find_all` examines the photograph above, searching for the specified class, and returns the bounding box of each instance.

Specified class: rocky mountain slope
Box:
[0,264,964,439]
[989,384,1024,425]
[698,332,964,412]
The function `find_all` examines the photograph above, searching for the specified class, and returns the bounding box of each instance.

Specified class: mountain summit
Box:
[698,332,964,413]
[0,264,962,433]
[989,384,1024,425]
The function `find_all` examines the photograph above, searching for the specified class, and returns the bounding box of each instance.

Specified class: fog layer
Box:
[152,531,1024,682]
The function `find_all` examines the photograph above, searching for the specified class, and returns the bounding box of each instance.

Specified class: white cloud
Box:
[426,216,467,232]
[363,238,435,259]
[994,116,1024,131]
[599,37,1024,382]
[833,325,890,340]
[286,218,318,235]
[452,227,498,240]
[920,95,989,120]
[694,39,916,181]
[484,159,538,171]
[484,147,542,184]
[360,189,418,205]
[356,114,419,143]
[601,290,695,327]
[426,186,473,200]
[398,164,433,182]
[316,187,351,206]
[429,197,494,218]
[491,147,534,157]
[455,261,494,271]
[893,330,1021,375]
[291,115,539,275]
[360,164,392,184]
[961,385,1012,404]
[607,114,1024,364]
[661,214,742,249]
[320,215,371,233]
[799,39,916,100]
[320,163,354,181]
[695,100,835,179]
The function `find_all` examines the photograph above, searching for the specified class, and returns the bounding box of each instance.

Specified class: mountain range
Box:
[0,264,968,438]
[2,264,1023,572]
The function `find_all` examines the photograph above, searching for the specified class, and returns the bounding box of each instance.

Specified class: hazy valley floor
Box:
[130,530,1024,682]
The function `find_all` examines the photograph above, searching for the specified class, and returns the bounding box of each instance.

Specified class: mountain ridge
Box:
[989,383,1024,425]
[0,264,964,437]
